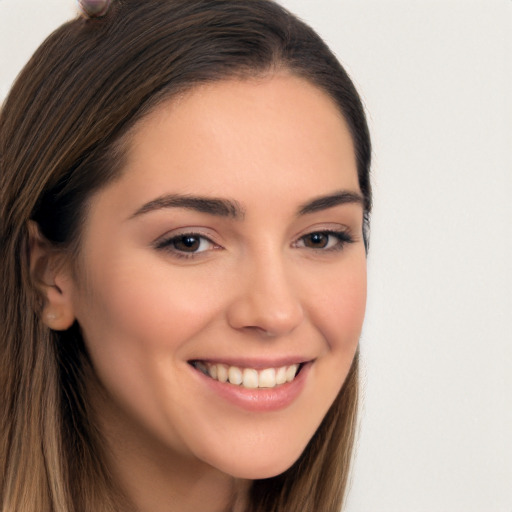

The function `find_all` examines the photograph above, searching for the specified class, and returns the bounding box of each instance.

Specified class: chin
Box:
[208,445,305,480]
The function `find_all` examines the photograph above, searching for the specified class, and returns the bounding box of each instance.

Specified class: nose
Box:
[226,255,304,338]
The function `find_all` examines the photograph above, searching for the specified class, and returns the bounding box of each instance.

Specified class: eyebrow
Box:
[130,190,364,221]
[297,190,364,215]
[130,194,245,219]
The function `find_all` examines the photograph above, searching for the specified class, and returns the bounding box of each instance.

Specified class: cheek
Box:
[76,257,223,355]
[72,252,239,419]
[298,254,366,413]
[337,268,367,344]
[308,256,367,354]
[72,259,230,448]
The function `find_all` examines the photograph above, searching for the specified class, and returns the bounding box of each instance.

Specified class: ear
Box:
[28,221,76,331]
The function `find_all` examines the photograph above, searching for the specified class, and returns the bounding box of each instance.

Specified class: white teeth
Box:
[228,366,243,385]
[285,364,299,382]
[208,364,218,380]
[258,368,276,388]
[275,366,287,385]
[217,364,228,383]
[242,368,259,389]
[196,361,302,389]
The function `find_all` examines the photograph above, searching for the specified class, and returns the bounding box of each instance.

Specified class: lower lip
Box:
[191,362,312,412]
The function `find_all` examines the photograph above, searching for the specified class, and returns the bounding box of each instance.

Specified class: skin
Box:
[37,74,367,511]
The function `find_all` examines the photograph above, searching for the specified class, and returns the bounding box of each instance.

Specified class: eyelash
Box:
[154,229,354,260]
[293,229,354,252]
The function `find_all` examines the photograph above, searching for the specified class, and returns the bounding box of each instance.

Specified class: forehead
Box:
[88,74,359,225]
[134,74,354,174]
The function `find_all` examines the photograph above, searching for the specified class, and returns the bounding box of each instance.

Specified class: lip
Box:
[189,359,313,412]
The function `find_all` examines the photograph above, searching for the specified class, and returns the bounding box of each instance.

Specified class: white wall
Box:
[1,1,511,511]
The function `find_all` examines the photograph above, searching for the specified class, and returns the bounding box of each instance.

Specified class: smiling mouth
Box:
[189,360,306,389]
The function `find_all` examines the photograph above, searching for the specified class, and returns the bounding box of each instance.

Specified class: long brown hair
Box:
[0,1,371,510]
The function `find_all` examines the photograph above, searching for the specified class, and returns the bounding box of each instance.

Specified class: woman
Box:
[0,0,371,510]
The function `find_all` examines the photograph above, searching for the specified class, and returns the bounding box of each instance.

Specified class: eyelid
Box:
[293,222,353,240]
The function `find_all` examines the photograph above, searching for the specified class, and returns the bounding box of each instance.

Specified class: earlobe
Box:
[28,221,76,331]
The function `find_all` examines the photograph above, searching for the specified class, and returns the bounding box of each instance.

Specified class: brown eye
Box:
[172,235,201,252]
[303,232,329,249]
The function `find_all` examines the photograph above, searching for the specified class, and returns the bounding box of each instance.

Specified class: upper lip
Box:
[188,356,313,369]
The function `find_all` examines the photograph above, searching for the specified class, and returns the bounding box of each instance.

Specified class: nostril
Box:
[242,325,279,337]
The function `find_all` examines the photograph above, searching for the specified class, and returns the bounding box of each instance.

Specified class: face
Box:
[67,74,366,480]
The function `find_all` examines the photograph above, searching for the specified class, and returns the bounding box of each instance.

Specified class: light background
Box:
[1,1,511,511]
